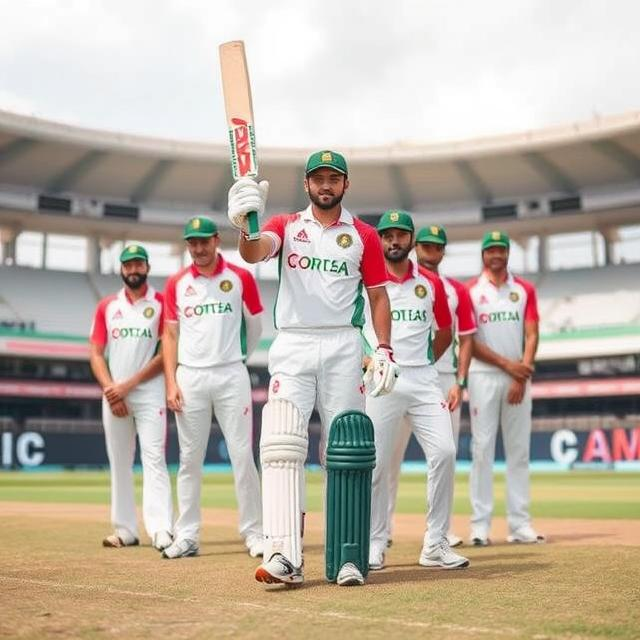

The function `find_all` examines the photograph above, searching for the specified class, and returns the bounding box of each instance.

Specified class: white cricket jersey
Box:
[468,271,539,373]
[363,260,452,367]
[164,256,263,367]
[430,272,477,374]
[262,206,388,329]
[90,285,164,395]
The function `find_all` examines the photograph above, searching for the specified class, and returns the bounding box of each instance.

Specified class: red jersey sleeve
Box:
[449,278,477,334]
[90,297,112,346]
[431,274,452,330]
[154,291,165,335]
[163,273,179,322]
[228,263,264,315]
[353,219,388,287]
[262,213,298,258]
[515,277,540,323]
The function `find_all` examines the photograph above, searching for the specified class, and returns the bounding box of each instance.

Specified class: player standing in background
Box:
[162,216,264,559]
[229,151,397,586]
[384,225,477,548]
[89,244,173,551]
[365,210,469,571]
[467,230,543,545]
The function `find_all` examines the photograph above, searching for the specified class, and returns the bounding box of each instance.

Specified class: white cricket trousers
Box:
[102,392,173,541]
[468,371,532,534]
[368,365,456,552]
[385,371,461,538]
[267,327,365,459]
[174,361,262,543]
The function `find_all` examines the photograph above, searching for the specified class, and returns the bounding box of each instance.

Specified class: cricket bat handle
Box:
[247,211,261,241]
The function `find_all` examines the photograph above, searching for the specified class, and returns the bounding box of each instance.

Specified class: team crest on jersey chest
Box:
[509,291,520,302]
[143,307,155,318]
[220,279,233,292]
[414,284,428,299]
[336,233,353,248]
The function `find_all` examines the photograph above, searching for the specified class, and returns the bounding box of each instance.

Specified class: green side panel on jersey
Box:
[272,251,284,331]
[427,330,435,364]
[240,316,247,358]
[350,281,365,328]
[325,410,376,583]
[360,328,374,357]
[452,334,459,372]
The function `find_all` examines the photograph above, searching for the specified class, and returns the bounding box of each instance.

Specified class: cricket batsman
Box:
[162,216,264,559]
[467,230,543,545]
[89,244,173,551]
[364,211,469,571]
[229,150,398,587]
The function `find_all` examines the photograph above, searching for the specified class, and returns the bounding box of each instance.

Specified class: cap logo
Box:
[143,307,155,318]
[192,218,201,230]
[492,231,501,240]
[430,226,439,235]
[128,245,138,252]
[220,280,233,292]
[509,291,520,302]
[389,211,400,222]
[321,152,332,162]
[337,233,353,248]
[415,284,427,299]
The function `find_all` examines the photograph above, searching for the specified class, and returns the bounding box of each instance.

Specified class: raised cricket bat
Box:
[219,40,261,240]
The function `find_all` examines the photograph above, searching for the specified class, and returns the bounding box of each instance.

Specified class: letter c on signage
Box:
[550,429,578,465]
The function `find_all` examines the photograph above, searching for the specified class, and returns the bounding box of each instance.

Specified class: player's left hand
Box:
[507,378,526,405]
[104,381,131,405]
[447,384,462,412]
[228,177,269,232]
[365,345,400,397]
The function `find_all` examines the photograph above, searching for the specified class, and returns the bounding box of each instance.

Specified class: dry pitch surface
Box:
[2,500,639,640]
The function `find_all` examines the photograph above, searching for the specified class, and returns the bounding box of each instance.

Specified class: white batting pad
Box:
[260,399,308,568]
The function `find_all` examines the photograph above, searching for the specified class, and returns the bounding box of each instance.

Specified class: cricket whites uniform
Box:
[164,257,263,544]
[364,261,457,555]
[467,272,539,535]
[386,271,477,537]
[90,286,173,543]
[262,206,388,457]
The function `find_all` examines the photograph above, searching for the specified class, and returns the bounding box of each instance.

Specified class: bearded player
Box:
[229,150,398,587]
[364,211,469,571]
[89,245,173,551]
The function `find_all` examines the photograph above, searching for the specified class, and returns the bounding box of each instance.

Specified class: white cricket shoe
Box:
[102,533,139,548]
[336,562,365,586]
[255,553,303,585]
[469,526,490,547]
[419,539,470,569]
[368,546,385,571]
[152,530,173,552]
[161,538,199,559]
[245,534,264,558]
[507,525,545,544]
[446,533,463,548]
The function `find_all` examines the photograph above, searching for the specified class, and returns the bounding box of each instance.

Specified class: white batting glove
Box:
[227,177,269,232]
[364,344,400,397]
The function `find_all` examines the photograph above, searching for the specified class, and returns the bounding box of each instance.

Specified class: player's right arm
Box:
[163,276,183,412]
[229,177,272,263]
[472,340,533,380]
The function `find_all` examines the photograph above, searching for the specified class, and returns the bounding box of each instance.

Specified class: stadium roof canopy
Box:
[2,108,640,246]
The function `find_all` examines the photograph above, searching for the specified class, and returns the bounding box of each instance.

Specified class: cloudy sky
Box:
[2,0,640,148]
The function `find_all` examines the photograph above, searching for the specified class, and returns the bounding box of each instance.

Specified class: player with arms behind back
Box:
[89,245,173,552]
[230,150,398,587]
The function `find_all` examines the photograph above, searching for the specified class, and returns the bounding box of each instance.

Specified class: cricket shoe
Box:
[419,539,470,569]
[507,525,545,544]
[245,534,264,558]
[152,530,173,552]
[255,553,303,585]
[161,538,199,559]
[102,534,139,548]
[446,533,463,548]
[368,546,385,571]
[469,526,491,547]
[336,562,365,586]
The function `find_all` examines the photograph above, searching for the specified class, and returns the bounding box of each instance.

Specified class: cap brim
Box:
[378,224,414,233]
[306,163,347,175]
[416,235,446,245]
[184,231,216,239]
[482,241,509,250]
[120,256,147,263]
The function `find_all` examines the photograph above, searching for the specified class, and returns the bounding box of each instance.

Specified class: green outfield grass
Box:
[1,470,638,519]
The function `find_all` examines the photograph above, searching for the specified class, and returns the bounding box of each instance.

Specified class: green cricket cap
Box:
[481,230,510,251]
[377,209,415,233]
[119,244,148,263]
[305,150,348,176]
[416,225,448,245]
[183,216,218,239]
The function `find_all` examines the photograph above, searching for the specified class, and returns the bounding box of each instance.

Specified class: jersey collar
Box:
[189,254,226,279]
[301,205,354,227]
[387,259,415,284]
[480,269,514,288]
[120,283,154,305]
